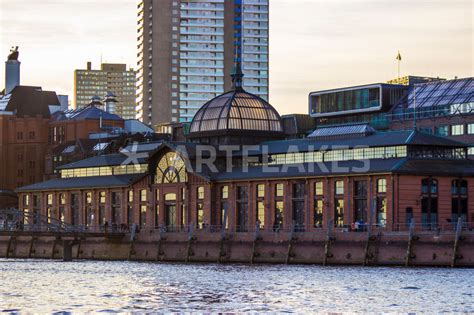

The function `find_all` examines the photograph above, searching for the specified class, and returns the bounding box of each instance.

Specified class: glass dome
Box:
[189,90,283,135]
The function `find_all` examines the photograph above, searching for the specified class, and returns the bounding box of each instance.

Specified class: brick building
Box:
[16,73,474,233]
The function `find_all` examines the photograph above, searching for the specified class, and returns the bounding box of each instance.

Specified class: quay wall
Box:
[0,230,473,267]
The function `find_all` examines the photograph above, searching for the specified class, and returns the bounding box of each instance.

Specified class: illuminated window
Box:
[335,180,344,195]
[197,186,204,199]
[221,186,228,199]
[451,124,464,136]
[257,184,265,198]
[155,152,187,184]
[315,181,323,195]
[377,179,387,193]
[140,189,147,202]
[99,191,106,204]
[47,194,53,205]
[128,190,133,203]
[23,194,29,206]
[165,193,177,201]
[257,201,265,229]
[59,193,66,205]
[275,183,284,197]
[314,199,323,228]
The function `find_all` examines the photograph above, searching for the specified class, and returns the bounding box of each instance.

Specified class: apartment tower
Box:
[74,62,137,119]
[136,0,269,127]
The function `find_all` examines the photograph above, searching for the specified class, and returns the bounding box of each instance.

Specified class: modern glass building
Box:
[309,83,407,129]
[136,0,269,127]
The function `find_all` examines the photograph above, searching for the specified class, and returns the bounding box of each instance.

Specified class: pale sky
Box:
[0,0,472,114]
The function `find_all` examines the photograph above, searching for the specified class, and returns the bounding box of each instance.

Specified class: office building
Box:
[74,62,137,119]
[136,0,269,127]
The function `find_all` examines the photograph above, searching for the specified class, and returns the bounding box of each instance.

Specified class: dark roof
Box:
[213,158,406,181]
[16,174,145,192]
[247,130,468,155]
[4,86,59,118]
[60,105,123,121]
[281,114,316,135]
[57,153,148,170]
[395,159,474,176]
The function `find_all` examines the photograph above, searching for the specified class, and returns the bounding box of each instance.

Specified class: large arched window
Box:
[155,152,187,184]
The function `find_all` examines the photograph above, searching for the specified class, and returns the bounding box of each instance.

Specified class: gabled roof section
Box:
[16,174,145,192]
[57,153,147,170]
[61,105,123,121]
[308,123,376,140]
[3,85,59,118]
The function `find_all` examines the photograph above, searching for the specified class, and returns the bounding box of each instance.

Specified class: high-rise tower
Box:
[136,0,269,127]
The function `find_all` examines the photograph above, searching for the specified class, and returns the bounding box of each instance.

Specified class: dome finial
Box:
[231,0,244,91]
[231,61,244,90]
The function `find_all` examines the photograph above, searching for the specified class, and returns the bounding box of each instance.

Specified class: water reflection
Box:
[0,259,473,313]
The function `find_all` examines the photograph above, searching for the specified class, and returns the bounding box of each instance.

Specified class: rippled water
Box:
[0,259,473,313]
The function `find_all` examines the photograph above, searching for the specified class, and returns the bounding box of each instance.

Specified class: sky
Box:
[0,0,472,115]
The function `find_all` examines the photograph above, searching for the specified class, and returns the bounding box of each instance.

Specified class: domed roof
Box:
[189,90,283,136]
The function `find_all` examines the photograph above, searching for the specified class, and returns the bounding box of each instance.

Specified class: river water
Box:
[0,259,473,313]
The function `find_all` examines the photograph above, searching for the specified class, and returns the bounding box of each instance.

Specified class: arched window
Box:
[155,152,187,184]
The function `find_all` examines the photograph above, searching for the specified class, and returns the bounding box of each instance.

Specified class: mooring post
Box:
[323,219,334,266]
[451,217,463,268]
[363,199,376,266]
[128,224,137,260]
[51,236,61,260]
[5,234,14,258]
[28,236,36,258]
[405,218,416,267]
[63,241,73,262]
[156,225,165,262]
[250,221,260,264]
[185,224,195,264]
[285,221,295,265]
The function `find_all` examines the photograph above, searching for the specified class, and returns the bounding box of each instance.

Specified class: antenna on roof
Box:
[396,51,402,79]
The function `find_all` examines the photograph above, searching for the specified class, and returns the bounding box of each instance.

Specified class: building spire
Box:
[231,0,244,90]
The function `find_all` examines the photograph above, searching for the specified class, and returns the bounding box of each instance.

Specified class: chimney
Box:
[103,92,118,114]
[87,61,92,70]
[5,46,20,94]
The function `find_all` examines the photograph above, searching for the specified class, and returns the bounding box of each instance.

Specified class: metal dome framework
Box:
[189,90,284,137]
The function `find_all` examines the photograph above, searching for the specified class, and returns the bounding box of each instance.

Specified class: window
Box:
[451,124,464,136]
[140,205,147,227]
[335,180,344,195]
[23,194,29,206]
[314,199,323,228]
[274,201,284,231]
[292,183,305,231]
[47,194,53,205]
[221,186,228,199]
[335,199,344,227]
[86,192,92,204]
[128,190,133,202]
[197,186,204,199]
[155,152,187,184]
[29,131,35,140]
[468,123,474,135]
[377,179,387,193]
[257,184,265,198]
[196,202,204,229]
[421,178,438,229]
[315,181,323,196]
[237,186,249,232]
[17,132,23,140]
[140,189,147,202]
[435,125,449,137]
[99,191,106,203]
[452,179,468,225]
[257,201,265,229]
[275,183,284,197]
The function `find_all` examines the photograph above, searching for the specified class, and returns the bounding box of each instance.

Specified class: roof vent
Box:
[308,124,376,140]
